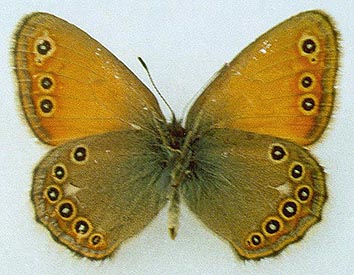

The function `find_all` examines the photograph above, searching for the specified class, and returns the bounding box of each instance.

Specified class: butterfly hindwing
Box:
[32,130,169,259]
[182,128,326,259]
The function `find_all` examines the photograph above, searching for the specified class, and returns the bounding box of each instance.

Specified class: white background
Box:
[1,1,353,274]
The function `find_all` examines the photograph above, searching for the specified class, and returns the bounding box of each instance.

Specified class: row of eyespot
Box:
[33,38,320,117]
[36,74,56,116]
[270,144,305,182]
[245,183,313,249]
[34,38,56,116]
[45,185,106,250]
[43,145,107,250]
[298,36,320,115]
[299,72,318,114]
[246,143,314,249]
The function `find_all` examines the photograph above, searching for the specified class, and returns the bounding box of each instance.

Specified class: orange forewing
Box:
[186,11,338,146]
[14,13,164,145]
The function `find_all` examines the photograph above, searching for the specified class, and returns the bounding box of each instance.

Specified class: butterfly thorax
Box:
[159,119,207,205]
[166,118,187,150]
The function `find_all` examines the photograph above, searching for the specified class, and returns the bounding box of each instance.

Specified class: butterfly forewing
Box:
[14,12,165,145]
[186,10,338,146]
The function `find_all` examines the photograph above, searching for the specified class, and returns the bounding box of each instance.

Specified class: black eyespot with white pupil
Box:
[282,201,298,218]
[59,202,74,218]
[265,219,280,234]
[40,99,53,113]
[37,40,52,55]
[291,164,303,179]
[302,97,316,111]
[54,165,65,180]
[47,186,60,202]
[74,147,87,162]
[91,234,102,245]
[301,76,313,88]
[298,186,311,202]
[271,145,286,161]
[41,77,53,89]
[251,234,262,246]
[302,39,316,54]
[75,220,89,234]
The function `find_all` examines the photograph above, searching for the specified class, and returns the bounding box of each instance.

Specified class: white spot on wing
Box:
[131,123,142,130]
[259,40,272,54]
[64,184,80,196]
[272,181,292,196]
[221,152,229,158]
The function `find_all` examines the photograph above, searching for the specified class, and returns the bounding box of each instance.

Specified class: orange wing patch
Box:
[186,11,338,146]
[14,13,164,145]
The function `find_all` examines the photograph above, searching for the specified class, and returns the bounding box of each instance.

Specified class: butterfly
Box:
[13,10,338,260]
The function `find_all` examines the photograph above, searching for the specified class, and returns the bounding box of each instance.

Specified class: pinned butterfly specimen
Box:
[13,10,338,259]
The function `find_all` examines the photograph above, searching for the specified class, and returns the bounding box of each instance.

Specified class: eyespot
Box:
[298,72,316,92]
[56,199,77,220]
[269,143,288,162]
[51,163,67,183]
[245,232,265,249]
[40,99,53,112]
[71,145,89,164]
[302,39,316,54]
[37,96,55,117]
[289,162,305,181]
[299,94,318,115]
[302,76,312,88]
[90,233,103,245]
[302,97,315,111]
[44,185,62,203]
[295,185,313,204]
[72,217,93,238]
[37,39,51,55]
[34,34,56,64]
[38,75,55,92]
[279,199,301,220]
[88,233,107,249]
[298,34,320,64]
[262,216,283,236]
[299,35,319,55]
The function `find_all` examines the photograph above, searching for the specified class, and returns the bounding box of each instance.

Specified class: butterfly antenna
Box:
[138,57,176,122]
